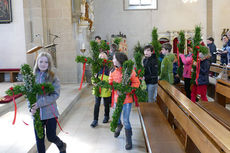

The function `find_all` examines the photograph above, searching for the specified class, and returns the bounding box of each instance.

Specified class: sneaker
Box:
[90,120,98,128]
[102,116,109,123]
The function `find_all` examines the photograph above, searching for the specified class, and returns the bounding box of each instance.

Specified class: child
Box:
[220,35,229,65]
[143,45,158,103]
[179,45,193,99]
[108,43,118,60]
[191,52,211,102]
[31,52,66,153]
[109,52,140,150]
[90,52,111,128]
[159,43,175,84]
[207,37,217,63]
[95,35,101,44]
[173,56,180,84]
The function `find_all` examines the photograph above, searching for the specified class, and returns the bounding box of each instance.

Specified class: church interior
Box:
[1,0,230,153]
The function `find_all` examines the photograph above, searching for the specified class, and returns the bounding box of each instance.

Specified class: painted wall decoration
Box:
[111,32,128,54]
[0,0,12,23]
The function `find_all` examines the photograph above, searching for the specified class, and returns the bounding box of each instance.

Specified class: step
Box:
[0,83,87,153]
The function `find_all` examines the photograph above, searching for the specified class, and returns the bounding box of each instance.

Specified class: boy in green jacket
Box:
[160,43,175,84]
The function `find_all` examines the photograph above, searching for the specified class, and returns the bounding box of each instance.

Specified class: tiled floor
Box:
[0,83,146,153]
[46,86,146,153]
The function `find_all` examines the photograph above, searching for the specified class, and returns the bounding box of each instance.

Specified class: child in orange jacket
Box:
[109,52,140,150]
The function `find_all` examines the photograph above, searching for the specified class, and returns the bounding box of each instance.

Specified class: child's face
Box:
[95,38,101,44]
[113,55,121,67]
[38,56,49,72]
[161,48,168,55]
[188,46,193,53]
[144,48,152,58]
[99,53,107,59]
[207,40,212,44]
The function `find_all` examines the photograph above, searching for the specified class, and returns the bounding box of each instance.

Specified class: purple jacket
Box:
[180,53,193,78]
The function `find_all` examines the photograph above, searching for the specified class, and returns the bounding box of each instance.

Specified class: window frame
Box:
[124,0,157,10]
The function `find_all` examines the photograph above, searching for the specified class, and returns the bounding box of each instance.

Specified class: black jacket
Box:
[143,54,158,84]
[198,58,210,85]
[207,43,216,56]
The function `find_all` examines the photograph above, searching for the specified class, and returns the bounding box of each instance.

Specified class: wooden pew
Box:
[139,103,185,153]
[197,101,230,131]
[215,79,230,107]
[157,80,230,153]
[0,69,20,83]
[210,64,230,76]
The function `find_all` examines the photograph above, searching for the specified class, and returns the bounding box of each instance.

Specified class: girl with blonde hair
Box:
[31,52,66,153]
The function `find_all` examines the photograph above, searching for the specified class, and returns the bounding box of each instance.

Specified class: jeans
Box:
[118,103,132,130]
[146,84,158,102]
[93,96,111,120]
[34,118,65,153]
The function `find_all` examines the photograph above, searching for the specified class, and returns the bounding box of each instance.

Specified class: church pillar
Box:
[206,0,213,37]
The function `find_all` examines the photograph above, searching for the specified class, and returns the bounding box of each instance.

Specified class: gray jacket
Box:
[36,71,60,120]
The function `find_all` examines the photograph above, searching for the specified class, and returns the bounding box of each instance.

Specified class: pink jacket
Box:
[109,67,140,104]
[179,53,193,78]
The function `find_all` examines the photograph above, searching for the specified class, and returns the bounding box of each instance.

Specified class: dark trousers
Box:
[184,78,191,99]
[34,118,64,153]
[221,54,228,65]
[93,96,111,121]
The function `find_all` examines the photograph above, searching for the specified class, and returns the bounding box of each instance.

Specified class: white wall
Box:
[0,0,26,68]
[93,0,207,57]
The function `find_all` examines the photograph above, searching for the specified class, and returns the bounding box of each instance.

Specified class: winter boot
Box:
[55,139,67,153]
[125,128,132,150]
[59,142,67,153]
[114,123,123,138]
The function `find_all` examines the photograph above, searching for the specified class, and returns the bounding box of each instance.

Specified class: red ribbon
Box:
[137,69,141,76]
[131,89,139,107]
[10,87,17,125]
[195,51,200,85]
[110,82,115,107]
[41,85,45,95]
[41,86,68,134]
[51,104,68,134]
[79,59,87,90]
[22,121,29,125]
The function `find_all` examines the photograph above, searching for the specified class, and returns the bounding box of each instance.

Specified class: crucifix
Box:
[6,64,54,139]
[76,40,112,91]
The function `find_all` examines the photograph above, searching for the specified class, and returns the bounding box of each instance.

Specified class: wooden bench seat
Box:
[0,68,20,83]
[139,103,184,153]
[197,101,230,130]
[157,80,230,153]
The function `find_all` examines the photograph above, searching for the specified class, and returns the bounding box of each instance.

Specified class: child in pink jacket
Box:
[179,46,193,99]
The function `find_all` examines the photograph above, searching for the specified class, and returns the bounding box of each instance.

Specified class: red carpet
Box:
[0,94,23,104]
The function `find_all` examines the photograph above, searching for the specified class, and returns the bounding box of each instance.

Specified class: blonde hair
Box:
[33,52,55,81]
[99,52,108,59]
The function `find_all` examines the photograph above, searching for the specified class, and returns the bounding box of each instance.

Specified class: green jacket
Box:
[92,74,111,97]
[159,53,175,84]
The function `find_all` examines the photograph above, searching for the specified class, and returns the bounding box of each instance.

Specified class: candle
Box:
[81,3,85,15]
[82,43,85,49]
